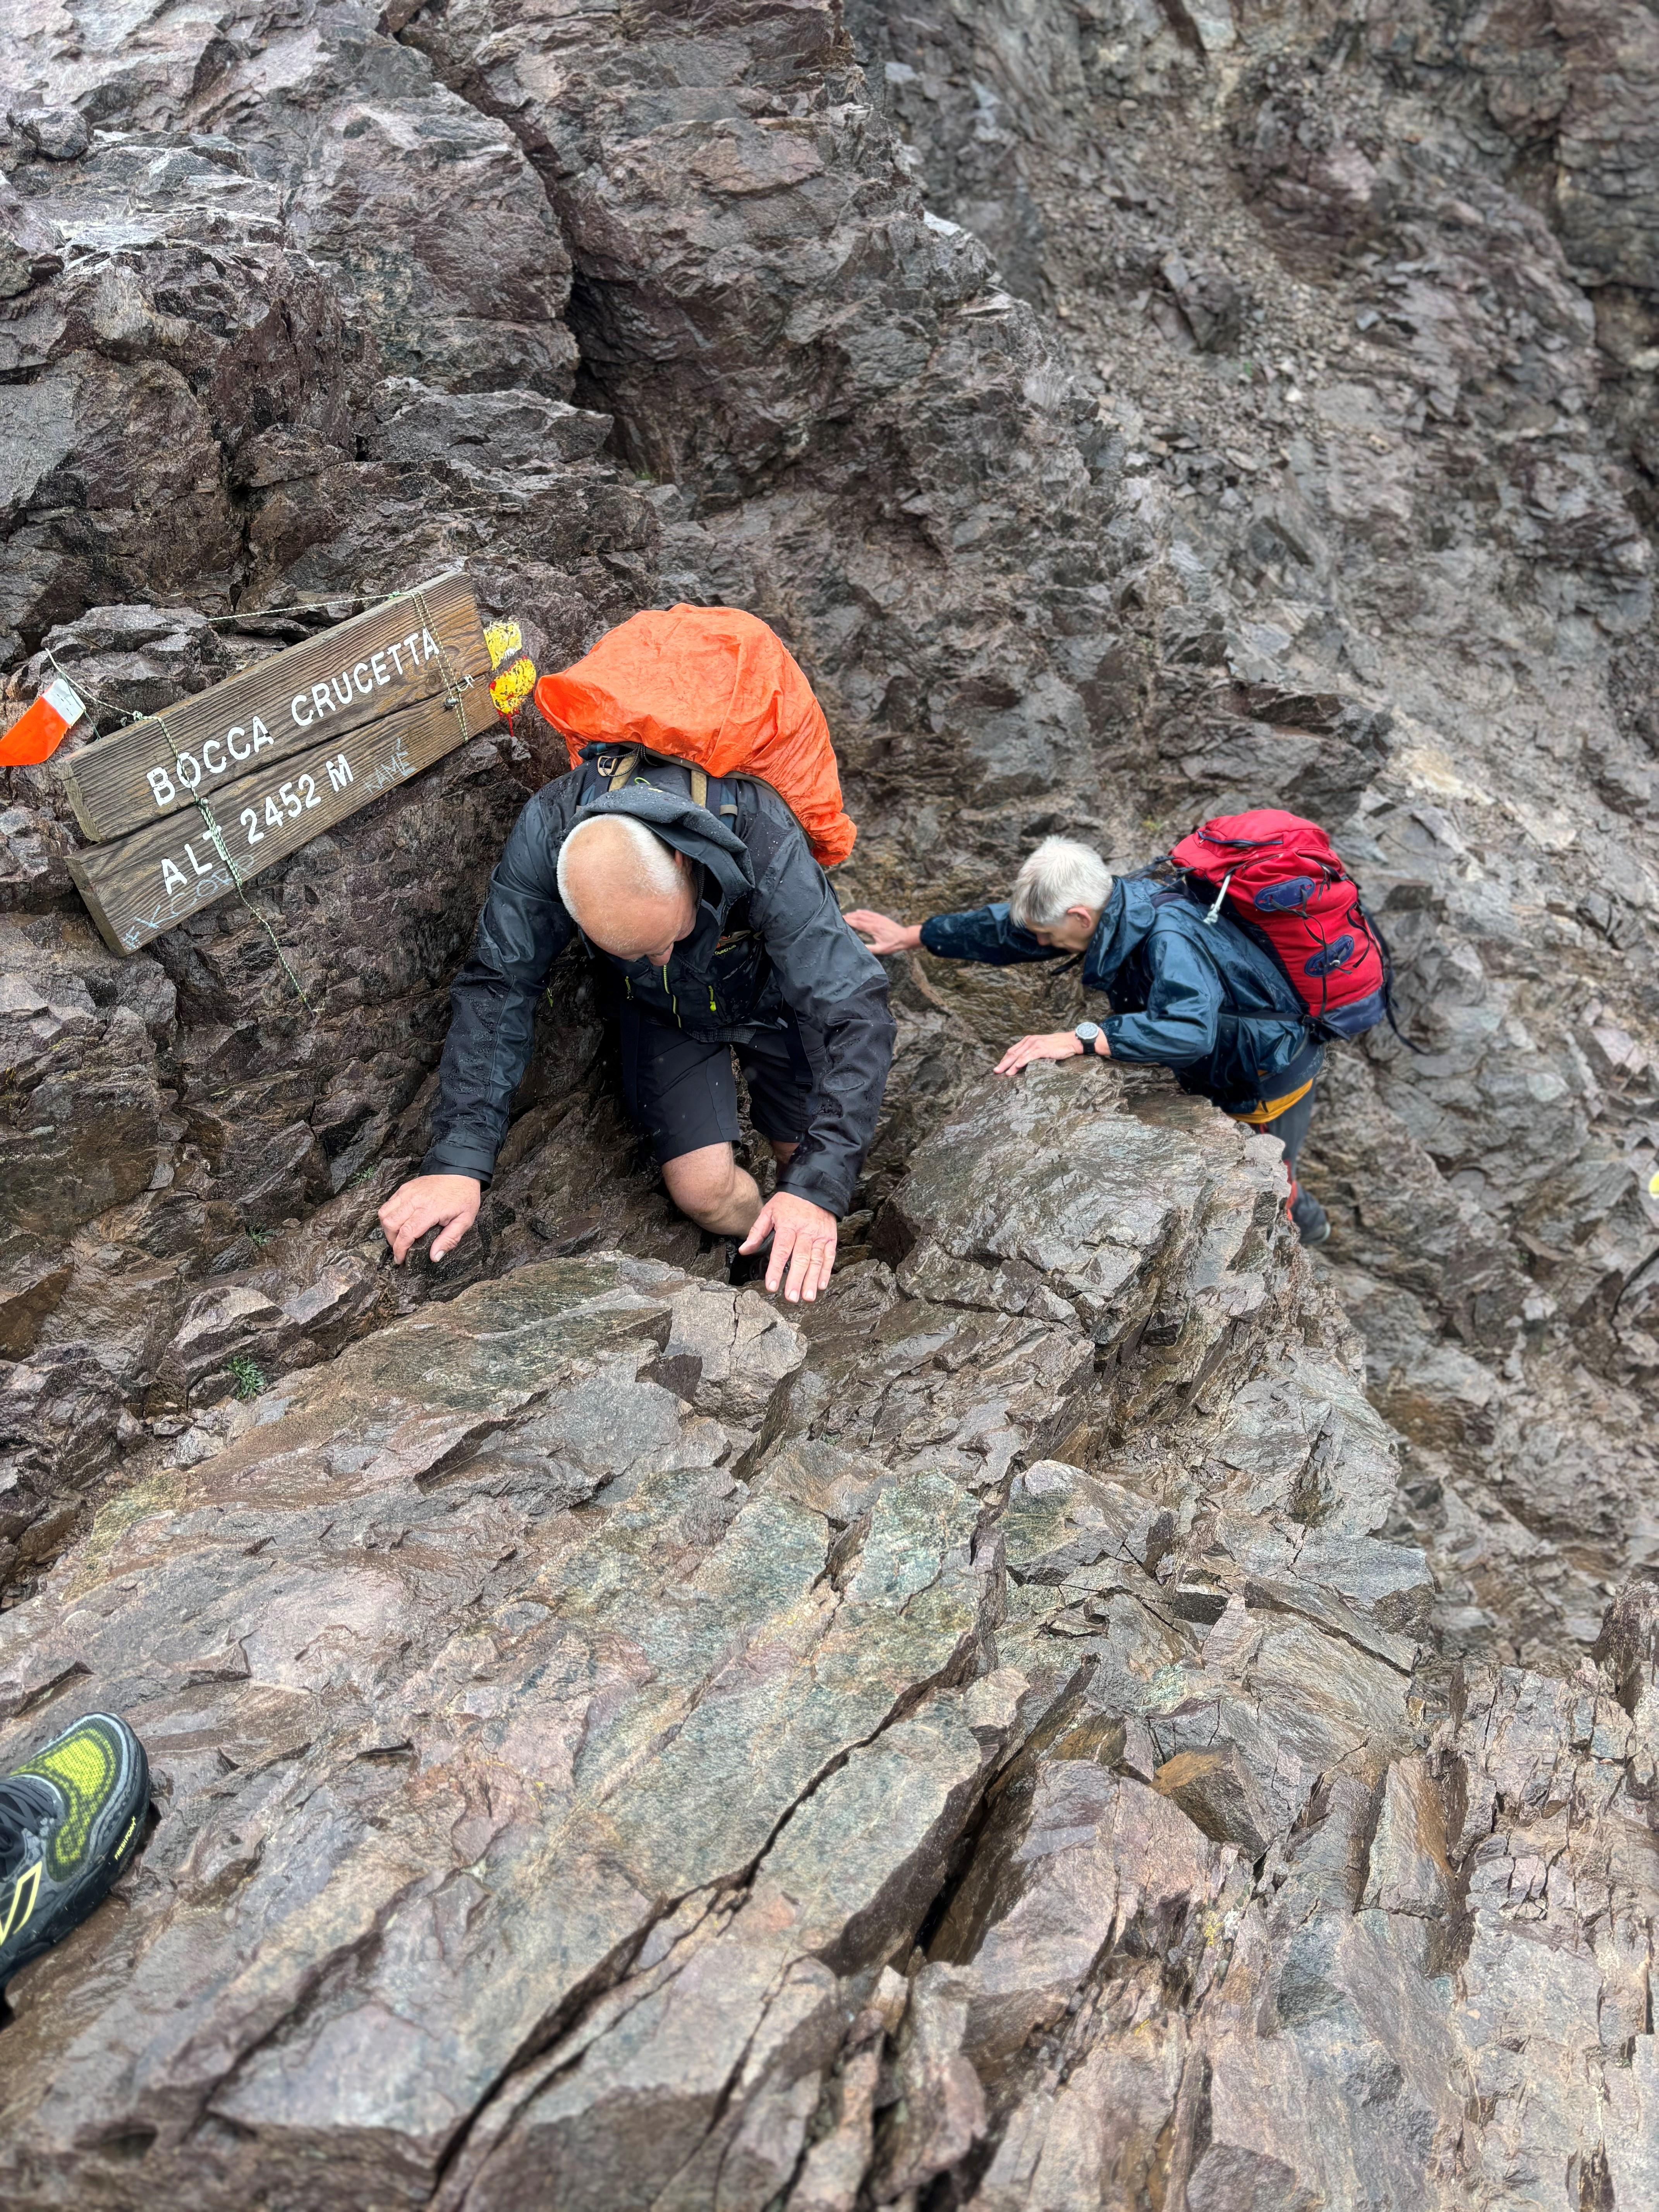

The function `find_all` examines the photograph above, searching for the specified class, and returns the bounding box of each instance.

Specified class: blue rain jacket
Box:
[920,877,1322,1115]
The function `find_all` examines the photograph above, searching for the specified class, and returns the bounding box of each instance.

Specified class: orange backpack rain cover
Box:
[534,605,857,867]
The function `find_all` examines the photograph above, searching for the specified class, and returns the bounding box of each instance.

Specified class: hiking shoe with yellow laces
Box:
[0,1713,149,1988]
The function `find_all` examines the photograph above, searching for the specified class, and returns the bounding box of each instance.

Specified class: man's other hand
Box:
[843,909,922,957]
[740,1191,838,1304]
[379,1173,483,1264]
[994,1030,1098,1077]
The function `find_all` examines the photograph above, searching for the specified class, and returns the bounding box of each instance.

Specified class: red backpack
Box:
[1168,809,1401,1042]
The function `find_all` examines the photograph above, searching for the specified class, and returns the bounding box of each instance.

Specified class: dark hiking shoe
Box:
[1292,1187,1331,1247]
[0,1713,149,1987]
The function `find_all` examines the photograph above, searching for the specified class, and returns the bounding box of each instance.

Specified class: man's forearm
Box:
[421,970,523,1185]
[421,942,551,1185]
[919,904,1056,967]
[774,999,896,1217]
[421,787,577,1184]
[1101,1010,1214,1067]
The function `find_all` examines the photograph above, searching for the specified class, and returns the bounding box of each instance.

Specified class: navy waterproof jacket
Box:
[424,751,895,1216]
[921,877,1322,1114]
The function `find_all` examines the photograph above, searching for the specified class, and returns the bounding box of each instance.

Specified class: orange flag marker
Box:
[0,678,86,767]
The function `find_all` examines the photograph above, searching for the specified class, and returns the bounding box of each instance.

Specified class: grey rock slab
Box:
[1360,1754,1454,1919]
[791,1289,1096,1494]
[374,381,611,470]
[1002,1459,1175,1585]
[0,1246,1006,2206]
[874,1961,989,2200]
[929,1760,1231,2088]
[0,1256,825,2200]
[883,1070,1296,1464]
[3,0,1659,2201]
[887,1067,1222,1324]
[761,1688,993,1974]
[443,1886,840,2212]
[1152,1743,1276,1856]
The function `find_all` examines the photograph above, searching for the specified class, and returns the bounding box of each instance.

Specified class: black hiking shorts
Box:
[618,1005,822,1165]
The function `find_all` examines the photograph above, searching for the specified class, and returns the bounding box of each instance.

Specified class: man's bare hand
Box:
[378,1173,482,1264]
[843,909,923,957]
[739,1191,838,1304]
[994,1029,1101,1077]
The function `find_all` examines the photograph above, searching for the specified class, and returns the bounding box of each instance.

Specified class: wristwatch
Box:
[1074,1021,1107,1057]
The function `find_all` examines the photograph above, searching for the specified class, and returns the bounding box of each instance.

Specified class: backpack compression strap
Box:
[607,749,720,813]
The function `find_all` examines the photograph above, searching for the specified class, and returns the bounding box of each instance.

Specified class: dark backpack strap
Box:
[1365,908,1428,1054]
[608,748,735,818]
[699,765,744,821]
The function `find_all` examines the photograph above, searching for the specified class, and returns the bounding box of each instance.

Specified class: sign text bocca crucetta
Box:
[56,572,489,844]
[58,573,496,956]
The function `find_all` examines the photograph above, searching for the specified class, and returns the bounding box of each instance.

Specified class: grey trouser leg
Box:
[1262,1082,1316,1171]
[1260,1085,1328,1245]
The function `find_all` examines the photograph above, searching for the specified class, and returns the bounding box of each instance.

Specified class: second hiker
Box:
[847,834,1334,1245]
[380,608,894,1304]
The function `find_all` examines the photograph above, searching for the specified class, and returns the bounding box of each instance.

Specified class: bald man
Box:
[379,749,894,1302]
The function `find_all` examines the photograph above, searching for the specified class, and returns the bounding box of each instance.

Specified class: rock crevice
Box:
[2,1072,1654,2203]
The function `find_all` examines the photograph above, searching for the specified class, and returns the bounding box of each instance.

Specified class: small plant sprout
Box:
[229,1356,267,1401]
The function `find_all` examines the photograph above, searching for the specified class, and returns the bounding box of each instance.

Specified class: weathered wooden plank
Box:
[57,571,488,843]
[67,678,496,956]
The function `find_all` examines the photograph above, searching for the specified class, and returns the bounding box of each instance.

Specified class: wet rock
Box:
[0,0,1657,2197]
[371,382,613,472]
[929,1760,1230,2086]
[1152,1744,1274,1855]
[152,1284,313,1409]
[0,1247,977,2197]
[15,604,233,733]
[0,1257,73,1360]
[3,1071,1653,2205]
[1160,249,1250,352]
[873,1965,988,2198]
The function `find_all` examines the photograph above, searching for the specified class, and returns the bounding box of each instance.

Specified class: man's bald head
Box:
[557,815,697,963]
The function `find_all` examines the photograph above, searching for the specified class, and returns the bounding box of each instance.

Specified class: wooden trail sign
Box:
[57,571,488,843]
[68,657,495,957]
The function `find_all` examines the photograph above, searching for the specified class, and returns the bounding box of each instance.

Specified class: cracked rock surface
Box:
[3,1072,1656,2205]
[2,0,1658,2201]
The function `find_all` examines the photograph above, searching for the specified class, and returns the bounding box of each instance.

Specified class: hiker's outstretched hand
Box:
[994,1029,1105,1077]
[741,1192,838,1304]
[844,909,922,956]
[380,1173,482,1264]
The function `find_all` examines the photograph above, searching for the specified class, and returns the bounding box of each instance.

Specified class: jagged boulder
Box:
[3,1073,1654,2206]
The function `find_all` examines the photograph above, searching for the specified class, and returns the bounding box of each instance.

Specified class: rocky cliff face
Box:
[7,1070,1654,2207]
[2,1,1656,2204]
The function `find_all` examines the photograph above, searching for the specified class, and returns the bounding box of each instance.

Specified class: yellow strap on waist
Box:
[1232,1076,1315,1127]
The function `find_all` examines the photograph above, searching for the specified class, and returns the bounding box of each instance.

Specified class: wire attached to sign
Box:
[192,792,315,1012]
[42,641,142,732]
[409,584,476,745]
